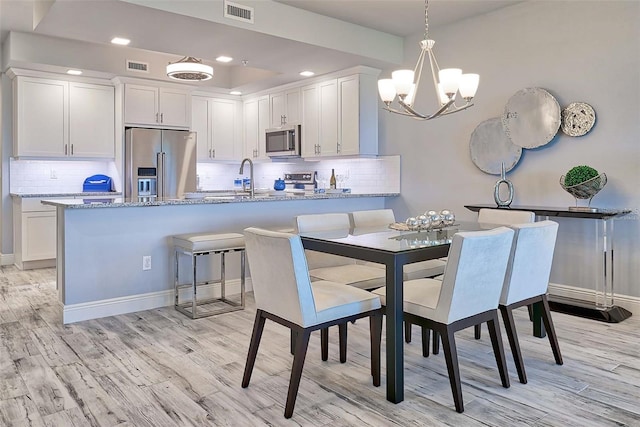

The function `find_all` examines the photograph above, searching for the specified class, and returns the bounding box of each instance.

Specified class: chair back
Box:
[436,227,515,324]
[501,220,559,305]
[477,208,535,225]
[350,209,396,228]
[244,227,318,327]
[294,213,355,269]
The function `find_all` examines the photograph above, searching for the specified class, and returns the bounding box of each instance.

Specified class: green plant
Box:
[564,165,599,187]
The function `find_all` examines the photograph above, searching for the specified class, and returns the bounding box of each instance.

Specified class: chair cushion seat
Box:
[372,278,443,319]
[309,264,386,290]
[173,232,245,253]
[312,281,381,325]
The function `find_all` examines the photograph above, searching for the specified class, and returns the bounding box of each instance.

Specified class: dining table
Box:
[299,221,489,403]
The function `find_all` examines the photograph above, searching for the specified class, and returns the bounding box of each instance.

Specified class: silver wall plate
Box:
[470,117,522,175]
[502,87,561,149]
[561,102,596,136]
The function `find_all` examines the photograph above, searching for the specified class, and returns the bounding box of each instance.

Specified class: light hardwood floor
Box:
[1,266,639,426]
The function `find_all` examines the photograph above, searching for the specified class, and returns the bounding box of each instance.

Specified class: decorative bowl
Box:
[560,173,607,211]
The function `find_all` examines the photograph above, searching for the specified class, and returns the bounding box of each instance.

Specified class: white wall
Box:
[381,1,640,298]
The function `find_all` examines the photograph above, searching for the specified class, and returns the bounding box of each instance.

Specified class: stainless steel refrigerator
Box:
[125,128,197,199]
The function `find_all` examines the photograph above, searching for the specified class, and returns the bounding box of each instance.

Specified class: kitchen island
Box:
[42,193,398,323]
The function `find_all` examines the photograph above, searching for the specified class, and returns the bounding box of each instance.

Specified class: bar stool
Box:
[173,232,246,319]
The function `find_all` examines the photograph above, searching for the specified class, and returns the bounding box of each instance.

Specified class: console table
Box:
[465,204,632,334]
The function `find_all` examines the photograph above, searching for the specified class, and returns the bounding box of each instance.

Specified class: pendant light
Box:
[166,56,213,81]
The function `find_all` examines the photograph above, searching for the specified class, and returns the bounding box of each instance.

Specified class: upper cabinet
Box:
[192,95,241,161]
[300,72,378,158]
[269,88,300,128]
[124,84,191,128]
[13,76,115,158]
[244,96,270,160]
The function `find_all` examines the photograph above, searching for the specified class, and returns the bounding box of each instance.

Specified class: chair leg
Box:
[500,305,527,384]
[285,329,311,419]
[370,313,382,387]
[339,323,347,363]
[405,321,412,343]
[474,324,481,340]
[242,310,266,388]
[540,295,563,365]
[433,331,440,355]
[440,326,464,413]
[321,328,329,361]
[421,327,430,358]
[487,313,510,389]
[290,330,297,355]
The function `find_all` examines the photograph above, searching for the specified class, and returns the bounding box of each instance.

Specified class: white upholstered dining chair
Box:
[241,227,383,419]
[499,220,563,384]
[372,226,515,413]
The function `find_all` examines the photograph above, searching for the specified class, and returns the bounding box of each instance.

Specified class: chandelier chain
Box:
[424,0,429,41]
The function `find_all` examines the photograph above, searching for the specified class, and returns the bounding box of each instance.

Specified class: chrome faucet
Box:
[239,158,254,198]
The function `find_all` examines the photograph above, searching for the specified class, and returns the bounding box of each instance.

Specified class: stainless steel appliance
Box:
[125,128,196,199]
[265,124,301,157]
[284,171,317,192]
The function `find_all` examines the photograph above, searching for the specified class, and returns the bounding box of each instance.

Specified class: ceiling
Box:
[0,0,522,94]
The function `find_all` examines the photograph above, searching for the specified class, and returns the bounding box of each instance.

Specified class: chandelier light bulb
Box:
[404,84,417,107]
[391,69,414,96]
[459,73,480,99]
[438,68,462,97]
[377,79,397,102]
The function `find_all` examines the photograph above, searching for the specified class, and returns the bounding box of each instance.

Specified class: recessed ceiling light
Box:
[300,71,315,77]
[66,69,83,75]
[216,56,233,63]
[230,91,242,96]
[111,37,130,46]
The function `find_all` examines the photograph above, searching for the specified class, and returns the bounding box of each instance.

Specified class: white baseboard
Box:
[0,253,15,266]
[549,282,638,315]
[62,278,251,324]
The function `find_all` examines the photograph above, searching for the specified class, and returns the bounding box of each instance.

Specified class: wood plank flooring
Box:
[0,266,639,426]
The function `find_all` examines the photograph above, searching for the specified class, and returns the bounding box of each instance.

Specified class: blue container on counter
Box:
[274,178,286,191]
[82,174,113,192]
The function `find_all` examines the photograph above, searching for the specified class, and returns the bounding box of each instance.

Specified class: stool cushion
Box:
[173,232,245,253]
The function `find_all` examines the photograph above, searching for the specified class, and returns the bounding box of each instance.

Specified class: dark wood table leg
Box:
[385,257,405,403]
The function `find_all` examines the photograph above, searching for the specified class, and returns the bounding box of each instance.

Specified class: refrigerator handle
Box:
[157,152,164,198]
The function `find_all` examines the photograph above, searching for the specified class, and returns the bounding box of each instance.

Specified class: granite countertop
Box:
[41,192,399,209]
[11,192,122,198]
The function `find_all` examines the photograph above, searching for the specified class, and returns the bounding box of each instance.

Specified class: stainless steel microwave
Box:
[265,124,301,157]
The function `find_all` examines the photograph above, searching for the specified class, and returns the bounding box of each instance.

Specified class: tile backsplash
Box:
[10,159,120,194]
[196,155,400,194]
[10,155,400,195]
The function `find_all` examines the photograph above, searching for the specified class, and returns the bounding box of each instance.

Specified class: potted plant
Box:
[560,165,607,211]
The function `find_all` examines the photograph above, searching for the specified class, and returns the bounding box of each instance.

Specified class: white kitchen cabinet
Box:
[125,84,191,128]
[13,76,67,157]
[69,82,115,158]
[192,95,240,161]
[301,73,378,158]
[300,84,320,157]
[13,76,115,158]
[318,79,339,156]
[244,96,270,160]
[13,198,57,270]
[269,88,300,128]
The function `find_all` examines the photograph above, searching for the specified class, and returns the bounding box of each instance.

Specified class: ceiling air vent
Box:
[224,0,254,23]
[126,60,149,73]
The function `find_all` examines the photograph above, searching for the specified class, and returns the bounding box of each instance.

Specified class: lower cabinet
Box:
[13,198,56,270]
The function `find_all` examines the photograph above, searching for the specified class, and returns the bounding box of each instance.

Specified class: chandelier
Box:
[377,0,479,120]
[166,56,213,81]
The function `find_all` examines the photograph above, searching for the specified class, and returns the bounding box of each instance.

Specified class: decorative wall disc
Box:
[561,102,596,136]
[470,117,522,175]
[502,87,561,149]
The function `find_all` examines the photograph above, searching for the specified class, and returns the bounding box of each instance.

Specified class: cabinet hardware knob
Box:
[160,113,164,123]
[64,144,68,155]
[71,144,74,155]
[156,113,159,123]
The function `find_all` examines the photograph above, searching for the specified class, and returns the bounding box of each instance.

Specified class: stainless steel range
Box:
[283,171,317,192]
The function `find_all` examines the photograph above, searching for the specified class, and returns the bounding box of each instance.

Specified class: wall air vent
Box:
[126,60,149,73]
[224,1,254,23]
